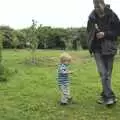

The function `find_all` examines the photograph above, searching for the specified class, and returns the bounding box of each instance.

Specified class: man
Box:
[87,0,120,105]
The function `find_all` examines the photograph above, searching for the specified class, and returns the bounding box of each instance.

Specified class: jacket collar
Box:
[89,6,112,21]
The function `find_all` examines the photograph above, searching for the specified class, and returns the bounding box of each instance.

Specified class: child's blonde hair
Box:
[60,52,72,63]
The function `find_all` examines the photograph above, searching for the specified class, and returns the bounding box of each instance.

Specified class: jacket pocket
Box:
[101,39,117,55]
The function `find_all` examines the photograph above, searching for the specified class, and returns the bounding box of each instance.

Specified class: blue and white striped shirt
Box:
[57,64,69,85]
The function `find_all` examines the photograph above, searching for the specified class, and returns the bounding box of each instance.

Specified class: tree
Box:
[37,26,52,49]
[28,19,38,52]
[0,33,3,63]
[0,26,13,48]
[78,27,88,49]
[24,19,39,64]
[12,31,19,50]
[0,32,6,81]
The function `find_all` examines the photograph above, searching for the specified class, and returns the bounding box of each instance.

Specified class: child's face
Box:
[64,59,71,65]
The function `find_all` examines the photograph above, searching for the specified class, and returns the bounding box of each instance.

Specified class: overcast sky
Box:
[0,0,119,29]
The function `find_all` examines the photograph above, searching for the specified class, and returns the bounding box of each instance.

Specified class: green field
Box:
[0,49,120,120]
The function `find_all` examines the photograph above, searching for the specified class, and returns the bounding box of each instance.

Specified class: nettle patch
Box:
[0,64,17,81]
[24,56,58,67]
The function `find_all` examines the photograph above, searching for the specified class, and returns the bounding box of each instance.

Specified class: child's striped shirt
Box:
[57,64,69,85]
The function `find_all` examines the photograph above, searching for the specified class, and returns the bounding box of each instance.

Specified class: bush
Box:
[0,64,7,81]
[0,64,15,82]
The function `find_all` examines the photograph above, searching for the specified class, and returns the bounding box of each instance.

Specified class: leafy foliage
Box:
[0,24,88,50]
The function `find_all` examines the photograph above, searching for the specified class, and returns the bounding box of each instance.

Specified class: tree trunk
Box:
[76,40,82,50]
[65,39,73,50]
[0,34,4,80]
[0,33,3,64]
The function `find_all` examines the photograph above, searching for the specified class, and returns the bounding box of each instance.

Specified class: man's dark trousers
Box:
[94,52,115,99]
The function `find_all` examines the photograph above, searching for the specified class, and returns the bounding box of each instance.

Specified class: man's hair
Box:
[106,4,110,8]
[93,0,105,5]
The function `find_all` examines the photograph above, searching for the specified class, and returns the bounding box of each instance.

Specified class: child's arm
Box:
[67,71,73,74]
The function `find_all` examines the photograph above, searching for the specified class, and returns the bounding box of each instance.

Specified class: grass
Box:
[0,49,120,120]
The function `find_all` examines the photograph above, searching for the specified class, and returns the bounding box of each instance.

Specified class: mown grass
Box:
[0,49,120,120]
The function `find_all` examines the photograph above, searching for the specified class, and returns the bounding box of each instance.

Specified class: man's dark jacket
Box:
[87,7,120,55]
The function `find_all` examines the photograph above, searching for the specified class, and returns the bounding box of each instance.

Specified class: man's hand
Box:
[96,32,105,39]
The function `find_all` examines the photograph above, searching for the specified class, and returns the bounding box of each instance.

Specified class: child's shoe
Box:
[60,102,68,105]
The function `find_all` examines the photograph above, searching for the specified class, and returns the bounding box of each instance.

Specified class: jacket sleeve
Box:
[86,19,96,55]
[86,20,91,44]
[104,12,120,39]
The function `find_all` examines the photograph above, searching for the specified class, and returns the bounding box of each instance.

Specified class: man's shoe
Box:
[105,98,115,105]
